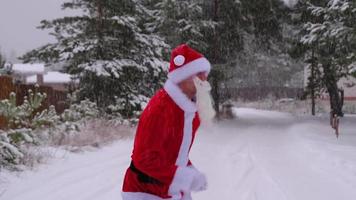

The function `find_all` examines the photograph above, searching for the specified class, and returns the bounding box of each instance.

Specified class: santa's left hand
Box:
[190,170,208,192]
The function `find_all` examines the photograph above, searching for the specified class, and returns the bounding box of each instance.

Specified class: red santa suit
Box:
[122,44,211,200]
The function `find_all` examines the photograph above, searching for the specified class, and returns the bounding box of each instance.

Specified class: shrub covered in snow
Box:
[61,99,99,122]
[0,89,50,169]
[0,88,47,129]
[107,95,149,119]
[0,89,100,169]
[0,128,36,168]
[32,105,61,129]
[0,85,136,170]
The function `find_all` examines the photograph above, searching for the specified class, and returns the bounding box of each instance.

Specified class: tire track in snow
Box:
[232,127,289,200]
[288,122,356,190]
[193,110,356,200]
[2,110,356,200]
[241,120,356,200]
[192,124,288,200]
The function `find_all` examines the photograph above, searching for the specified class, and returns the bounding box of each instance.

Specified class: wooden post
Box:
[37,74,44,85]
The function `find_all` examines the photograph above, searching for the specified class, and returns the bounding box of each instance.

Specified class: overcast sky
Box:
[0,0,78,62]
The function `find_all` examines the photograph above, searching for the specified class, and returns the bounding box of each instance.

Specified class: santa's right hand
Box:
[190,171,207,192]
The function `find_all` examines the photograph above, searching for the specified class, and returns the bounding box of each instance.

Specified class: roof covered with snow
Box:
[27,71,77,84]
[12,63,45,75]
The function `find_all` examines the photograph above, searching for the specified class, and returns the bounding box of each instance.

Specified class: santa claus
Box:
[122,44,215,200]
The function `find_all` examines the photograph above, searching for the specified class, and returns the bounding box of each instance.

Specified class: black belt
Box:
[130,161,162,185]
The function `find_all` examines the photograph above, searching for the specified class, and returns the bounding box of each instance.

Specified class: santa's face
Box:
[178,77,196,99]
[178,72,207,99]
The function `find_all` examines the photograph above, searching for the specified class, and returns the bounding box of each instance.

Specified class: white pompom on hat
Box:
[168,44,211,84]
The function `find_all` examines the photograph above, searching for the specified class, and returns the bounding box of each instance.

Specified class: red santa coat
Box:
[122,80,203,200]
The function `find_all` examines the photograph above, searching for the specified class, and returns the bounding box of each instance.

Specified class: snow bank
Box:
[232,107,294,120]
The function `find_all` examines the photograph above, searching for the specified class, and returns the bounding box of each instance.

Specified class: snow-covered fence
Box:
[0,76,14,98]
[15,84,67,113]
[0,76,68,129]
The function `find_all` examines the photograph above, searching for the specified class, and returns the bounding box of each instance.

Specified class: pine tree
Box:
[351,70,356,78]
[143,0,215,51]
[289,0,326,115]
[234,0,302,89]
[20,0,169,117]
[0,51,5,69]
[240,0,283,47]
[198,0,244,114]
[144,0,299,113]
[351,62,356,78]
[146,0,229,113]
[298,0,356,116]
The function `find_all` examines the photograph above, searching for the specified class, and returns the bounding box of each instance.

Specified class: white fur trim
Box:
[168,57,211,84]
[122,192,165,200]
[176,112,194,166]
[165,80,200,196]
[168,167,196,195]
[122,191,192,200]
[168,111,199,196]
[164,80,197,113]
[174,55,185,66]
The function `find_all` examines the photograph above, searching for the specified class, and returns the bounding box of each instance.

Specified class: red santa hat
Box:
[168,44,211,84]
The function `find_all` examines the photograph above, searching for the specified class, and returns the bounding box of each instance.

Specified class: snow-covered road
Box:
[1,108,356,200]
[193,108,356,200]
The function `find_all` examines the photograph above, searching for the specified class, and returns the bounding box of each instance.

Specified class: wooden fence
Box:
[223,86,305,101]
[0,76,68,129]
[0,76,14,128]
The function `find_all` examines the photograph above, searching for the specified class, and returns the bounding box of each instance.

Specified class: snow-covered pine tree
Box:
[143,0,214,52]
[20,0,169,118]
[351,62,356,78]
[145,0,236,113]
[0,90,47,169]
[289,0,325,115]
[345,1,356,79]
[196,0,244,114]
[299,0,356,116]
[199,0,297,112]
[198,0,243,64]
[0,51,5,69]
[0,88,47,130]
[240,0,283,47]
[234,0,295,88]
[351,71,356,78]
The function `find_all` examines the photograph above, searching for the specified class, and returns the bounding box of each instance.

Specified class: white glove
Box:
[190,170,208,192]
[182,192,192,200]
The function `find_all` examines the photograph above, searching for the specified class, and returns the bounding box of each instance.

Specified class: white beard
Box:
[193,77,216,126]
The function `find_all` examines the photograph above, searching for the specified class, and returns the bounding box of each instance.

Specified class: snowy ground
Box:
[1,108,356,200]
